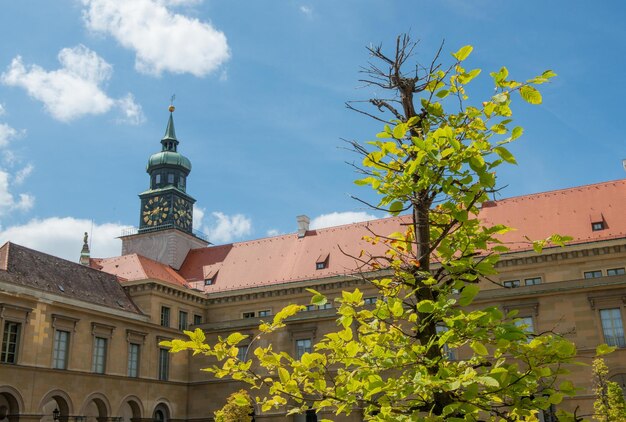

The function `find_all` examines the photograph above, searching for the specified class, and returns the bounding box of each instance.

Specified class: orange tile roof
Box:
[178,178,626,294]
[479,178,626,250]
[95,253,190,287]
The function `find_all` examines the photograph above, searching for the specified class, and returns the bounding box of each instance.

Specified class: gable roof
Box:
[178,178,626,294]
[93,253,190,287]
[479,178,626,250]
[0,242,142,314]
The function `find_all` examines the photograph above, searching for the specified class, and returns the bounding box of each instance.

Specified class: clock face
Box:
[142,196,170,226]
[173,198,192,230]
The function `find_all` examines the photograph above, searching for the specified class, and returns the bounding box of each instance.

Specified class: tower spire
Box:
[79,232,90,266]
[161,98,178,151]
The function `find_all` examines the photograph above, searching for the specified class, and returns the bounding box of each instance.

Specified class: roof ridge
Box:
[0,241,10,270]
[493,178,626,204]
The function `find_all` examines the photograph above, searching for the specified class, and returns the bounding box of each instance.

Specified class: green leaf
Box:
[452,45,473,61]
[493,147,517,164]
[226,332,247,346]
[389,201,404,214]
[458,285,480,306]
[306,288,328,307]
[416,300,435,313]
[510,126,524,140]
[596,343,616,356]
[519,85,542,104]
[470,341,488,356]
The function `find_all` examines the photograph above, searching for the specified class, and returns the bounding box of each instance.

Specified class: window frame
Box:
[524,276,542,286]
[258,310,271,318]
[158,348,170,381]
[584,270,603,279]
[1,321,21,364]
[607,268,626,277]
[51,314,78,370]
[178,310,188,331]
[52,329,70,370]
[193,314,202,326]
[599,308,626,348]
[92,336,108,374]
[503,280,521,288]
[295,338,312,359]
[127,342,140,377]
[160,306,171,327]
[242,311,256,319]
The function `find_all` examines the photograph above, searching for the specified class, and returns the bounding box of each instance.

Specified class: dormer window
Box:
[316,252,329,270]
[592,221,605,231]
[204,278,213,285]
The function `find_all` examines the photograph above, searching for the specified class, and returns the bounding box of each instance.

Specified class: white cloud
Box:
[310,211,378,230]
[0,169,34,216]
[116,93,145,125]
[300,5,313,16]
[266,229,281,237]
[14,164,33,185]
[0,123,19,147]
[0,217,125,261]
[207,211,251,244]
[81,0,230,77]
[192,204,205,232]
[0,104,5,116]
[1,45,142,123]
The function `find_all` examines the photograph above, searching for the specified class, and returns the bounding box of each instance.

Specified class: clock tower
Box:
[120,105,208,269]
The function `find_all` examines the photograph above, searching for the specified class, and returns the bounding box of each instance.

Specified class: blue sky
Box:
[0,0,624,260]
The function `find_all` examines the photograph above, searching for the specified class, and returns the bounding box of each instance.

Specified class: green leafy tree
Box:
[164,35,578,421]
[214,389,254,422]
[593,346,626,422]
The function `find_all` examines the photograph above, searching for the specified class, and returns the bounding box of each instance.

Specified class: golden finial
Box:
[168,94,176,113]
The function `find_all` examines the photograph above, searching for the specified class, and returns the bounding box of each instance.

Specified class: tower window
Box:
[167,173,174,184]
[155,174,161,184]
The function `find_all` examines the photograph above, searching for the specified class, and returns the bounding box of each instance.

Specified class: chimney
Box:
[79,232,90,266]
[297,215,310,238]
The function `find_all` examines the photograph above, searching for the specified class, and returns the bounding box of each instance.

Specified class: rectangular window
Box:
[524,277,542,286]
[127,343,140,377]
[1,321,20,364]
[600,308,626,347]
[160,307,170,327]
[167,173,174,184]
[204,278,213,285]
[178,311,188,331]
[316,262,326,270]
[592,222,605,231]
[158,348,169,381]
[258,310,271,317]
[503,280,521,288]
[242,312,255,319]
[237,345,248,361]
[584,270,603,279]
[364,297,377,305]
[319,303,333,310]
[155,174,161,184]
[193,314,202,325]
[515,317,535,333]
[435,325,454,360]
[305,304,317,312]
[92,337,107,373]
[295,338,312,359]
[607,268,626,276]
[53,330,69,369]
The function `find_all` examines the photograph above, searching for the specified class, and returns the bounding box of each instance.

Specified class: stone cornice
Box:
[124,280,207,305]
[495,239,626,268]
[206,276,373,305]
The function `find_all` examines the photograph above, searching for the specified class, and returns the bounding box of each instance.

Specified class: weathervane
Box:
[169,94,176,112]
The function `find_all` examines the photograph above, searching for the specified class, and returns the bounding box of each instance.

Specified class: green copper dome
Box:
[147,150,192,173]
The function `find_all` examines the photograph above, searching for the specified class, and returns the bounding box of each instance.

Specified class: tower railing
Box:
[120,224,210,242]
